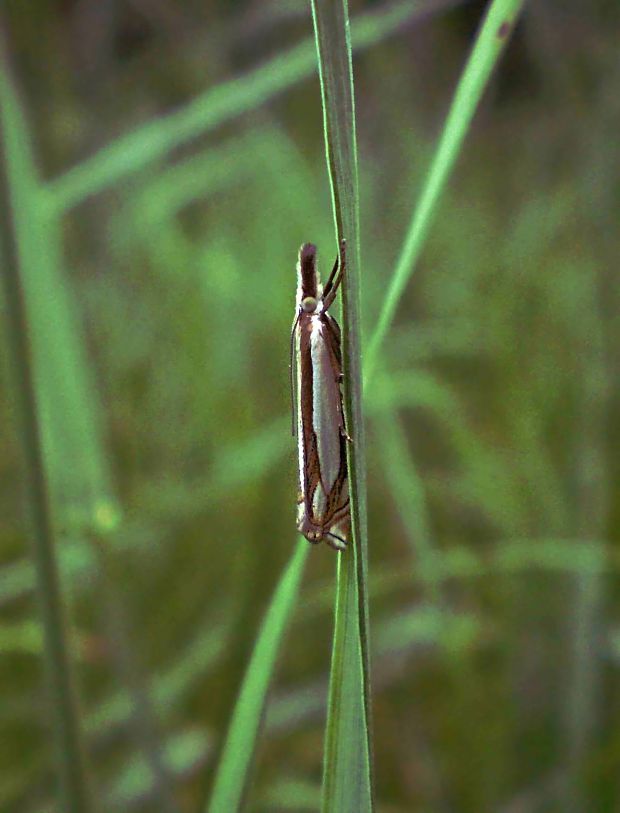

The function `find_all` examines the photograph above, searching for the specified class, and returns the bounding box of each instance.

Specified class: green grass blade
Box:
[364,0,527,382]
[206,542,309,813]
[321,554,372,813]
[0,40,96,813]
[46,0,454,212]
[310,0,373,810]
[28,208,119,533]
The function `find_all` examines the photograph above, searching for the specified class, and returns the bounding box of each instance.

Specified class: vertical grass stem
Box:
[0,35,95,813]
[310,1,374,809]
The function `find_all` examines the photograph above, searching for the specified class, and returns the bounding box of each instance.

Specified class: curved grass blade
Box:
[310,0,373,810]
[364,0,527,383]
[206,542,309,813]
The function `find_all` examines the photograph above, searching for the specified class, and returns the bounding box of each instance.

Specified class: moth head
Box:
[301,295,318,313]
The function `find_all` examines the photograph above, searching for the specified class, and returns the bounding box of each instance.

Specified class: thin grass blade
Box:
[310,0,373,810]
[206,542,309,813]
[365,0,527,382]
[0,35,96,813]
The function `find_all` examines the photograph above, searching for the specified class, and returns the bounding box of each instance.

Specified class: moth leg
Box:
[335,372,352,441]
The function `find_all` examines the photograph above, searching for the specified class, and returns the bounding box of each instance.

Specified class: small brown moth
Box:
[291,239,350,550]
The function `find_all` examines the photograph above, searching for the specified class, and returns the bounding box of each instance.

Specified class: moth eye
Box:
[301,296,317,312]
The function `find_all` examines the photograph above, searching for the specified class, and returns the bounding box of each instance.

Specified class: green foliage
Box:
[1,1,618,812]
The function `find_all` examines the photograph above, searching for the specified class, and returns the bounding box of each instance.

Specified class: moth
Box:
[291,239,351,550]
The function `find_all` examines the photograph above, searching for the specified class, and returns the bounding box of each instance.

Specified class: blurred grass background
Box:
[1,0,619,811]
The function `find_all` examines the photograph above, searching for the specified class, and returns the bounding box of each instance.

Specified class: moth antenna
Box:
[322,249,340,299]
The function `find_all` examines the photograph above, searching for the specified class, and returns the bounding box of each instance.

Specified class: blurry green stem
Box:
[0,39,95,813]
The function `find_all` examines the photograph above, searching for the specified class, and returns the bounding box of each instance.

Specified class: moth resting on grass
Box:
[291,239,351,550]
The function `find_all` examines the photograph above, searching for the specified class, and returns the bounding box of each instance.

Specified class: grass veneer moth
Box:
[291,239,351,551]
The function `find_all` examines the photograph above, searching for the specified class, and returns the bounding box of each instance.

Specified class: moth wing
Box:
[298,316,320,513]
[310,319,343,499]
